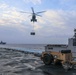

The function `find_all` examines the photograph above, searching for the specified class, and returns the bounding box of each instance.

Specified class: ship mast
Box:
[74,29,76,38]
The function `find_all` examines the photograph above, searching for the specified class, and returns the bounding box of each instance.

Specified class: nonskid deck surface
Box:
[0,48,76,75]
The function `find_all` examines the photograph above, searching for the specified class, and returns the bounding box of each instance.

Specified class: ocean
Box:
[0,44,76,57]
[0,44,46,53]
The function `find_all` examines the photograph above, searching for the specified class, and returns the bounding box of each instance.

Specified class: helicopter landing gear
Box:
[31,19,32,22]
[35,19,37,22]
[31,19,37,22]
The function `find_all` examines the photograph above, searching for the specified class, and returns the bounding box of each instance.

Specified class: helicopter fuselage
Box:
[31,13,37,22]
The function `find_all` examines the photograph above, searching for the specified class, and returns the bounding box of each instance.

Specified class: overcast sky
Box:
[0,0,76,44]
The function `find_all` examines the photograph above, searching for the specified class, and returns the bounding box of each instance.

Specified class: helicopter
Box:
[20,7,45,23]
[30,7,45,23]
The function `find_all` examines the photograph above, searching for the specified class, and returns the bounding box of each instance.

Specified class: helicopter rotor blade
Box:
[19,11,32,14]
[36,11,46,14]
[36,14,42,17]
[28,15,32,17]
[31,7,34,13]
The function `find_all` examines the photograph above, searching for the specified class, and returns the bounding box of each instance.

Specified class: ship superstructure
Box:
[45,29,76,57]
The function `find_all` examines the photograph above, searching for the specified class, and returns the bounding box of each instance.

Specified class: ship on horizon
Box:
[0,41,6,45]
